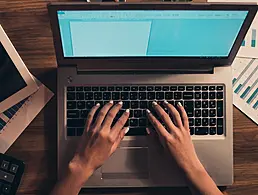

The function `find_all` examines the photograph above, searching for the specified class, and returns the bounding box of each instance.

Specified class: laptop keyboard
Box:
[66,85,224,136]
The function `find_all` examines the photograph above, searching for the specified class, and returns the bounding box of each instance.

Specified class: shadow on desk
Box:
[31,68,58,194]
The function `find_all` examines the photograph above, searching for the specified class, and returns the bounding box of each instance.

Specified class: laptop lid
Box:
[48,3,258,71]
[0,25,38,113]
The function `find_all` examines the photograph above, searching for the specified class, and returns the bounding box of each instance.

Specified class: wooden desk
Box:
[1,1,258,194]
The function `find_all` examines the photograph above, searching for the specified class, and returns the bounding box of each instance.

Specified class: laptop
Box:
[0,25,38,113]
[48,2,257,187]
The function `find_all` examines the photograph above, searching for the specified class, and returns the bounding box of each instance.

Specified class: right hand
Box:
[147,101,204,172]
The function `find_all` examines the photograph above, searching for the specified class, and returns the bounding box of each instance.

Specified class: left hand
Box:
[69,101,130,183]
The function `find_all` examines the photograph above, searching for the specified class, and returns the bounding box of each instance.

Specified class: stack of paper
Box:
[0,79,54,153]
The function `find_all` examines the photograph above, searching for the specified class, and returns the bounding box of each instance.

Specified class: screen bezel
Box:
[0,25,38,113]
[48,2,258,70]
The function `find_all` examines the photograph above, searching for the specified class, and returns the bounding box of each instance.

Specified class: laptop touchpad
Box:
[102,148,149,179]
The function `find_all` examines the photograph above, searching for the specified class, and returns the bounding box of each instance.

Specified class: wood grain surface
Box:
[1,0,258,194]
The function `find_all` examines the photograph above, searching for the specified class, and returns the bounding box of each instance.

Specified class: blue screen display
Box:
[57,10,248,57]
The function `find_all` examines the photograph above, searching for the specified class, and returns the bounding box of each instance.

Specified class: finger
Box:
[147,126,160,138]
[146,127,162,143]
[93,100,114,128]
[176,102,189,130]
[147,111,168,149]
[146,127,151,135]
[148,124,167,149]
[111,109,130,139]
[146,128,166,155]
[147,109,171,139]
[110,127,129,154]
[152,101,177,131]
[84,103,100,132]
[102,101,123,129]
[163,101,183,128]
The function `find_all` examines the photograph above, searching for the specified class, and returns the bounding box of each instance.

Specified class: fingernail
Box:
[118,101,123,105]
[178,102,182,107]
[152,101,158,106]
[146,109,151,113]
[164,100,169,104]
[146,128,150,135]
[96,103,100,106]
[126,109,130,113]
[109,100,113,104]
[125,127,130,134]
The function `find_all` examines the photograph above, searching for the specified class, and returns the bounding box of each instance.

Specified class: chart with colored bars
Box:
[238,13,258,59]
[232,57,258,124]
[241,29,256,48]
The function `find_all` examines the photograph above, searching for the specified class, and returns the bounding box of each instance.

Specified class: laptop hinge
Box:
[76,66,214,74]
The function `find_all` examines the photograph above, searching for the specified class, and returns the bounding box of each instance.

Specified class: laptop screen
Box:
[57,10,248,58]
[0,42,27,102]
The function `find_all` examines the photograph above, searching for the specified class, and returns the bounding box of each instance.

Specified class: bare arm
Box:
[50,167,92,195]
[50,101,129,195]
[147,101,223,195]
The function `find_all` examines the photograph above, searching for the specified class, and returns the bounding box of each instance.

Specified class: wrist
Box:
[68,158,95,185]
[182,160,207,180]
[180,157,206,176]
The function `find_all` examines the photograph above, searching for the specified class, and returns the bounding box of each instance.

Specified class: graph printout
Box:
[232,57,258,124]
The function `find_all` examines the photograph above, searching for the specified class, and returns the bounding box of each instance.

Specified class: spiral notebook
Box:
[0,79,54,153]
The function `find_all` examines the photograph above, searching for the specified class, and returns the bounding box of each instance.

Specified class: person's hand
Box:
[147,101,203,172]
[69,101,130,183]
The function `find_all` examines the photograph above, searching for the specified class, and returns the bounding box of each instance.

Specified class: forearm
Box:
[50,172,84,195]
[183,161,223,195]
[50,162,93,195]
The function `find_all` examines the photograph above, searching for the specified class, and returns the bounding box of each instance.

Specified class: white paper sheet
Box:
[232,57,258,124]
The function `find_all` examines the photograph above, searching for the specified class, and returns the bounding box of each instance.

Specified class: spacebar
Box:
[126,127,147,136]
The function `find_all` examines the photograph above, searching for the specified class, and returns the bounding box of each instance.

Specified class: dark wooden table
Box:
[1,0,258,194]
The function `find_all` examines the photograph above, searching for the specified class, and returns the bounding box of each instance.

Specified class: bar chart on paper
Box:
[238,13,258,58]
[232,57,258,124]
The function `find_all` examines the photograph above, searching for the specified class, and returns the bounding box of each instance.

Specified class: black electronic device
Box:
[0,153,24,195]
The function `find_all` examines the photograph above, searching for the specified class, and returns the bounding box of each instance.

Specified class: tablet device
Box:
[0,25,38,113]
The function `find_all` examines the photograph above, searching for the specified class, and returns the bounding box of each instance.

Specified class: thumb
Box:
[110,127,129,154]
[147,127,166,152]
